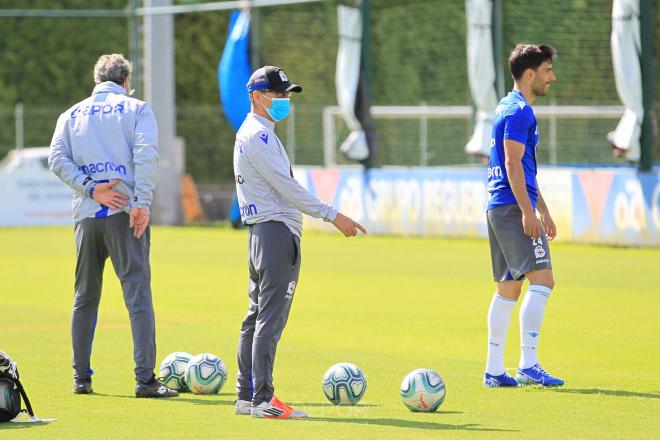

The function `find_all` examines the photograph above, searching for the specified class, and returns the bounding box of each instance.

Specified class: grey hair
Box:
[248,90,259,109]
[248,89,269,108]
[93,54,132,85]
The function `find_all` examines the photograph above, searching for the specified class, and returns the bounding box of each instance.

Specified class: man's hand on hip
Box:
[331,212,368,238]
[92,179,129,209]
[129,207,150,239]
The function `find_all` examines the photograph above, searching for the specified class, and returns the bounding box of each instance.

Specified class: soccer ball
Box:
[158,352,193,391]
[400,369,446,412]
[322,362,367,405]
[184,353,227,395]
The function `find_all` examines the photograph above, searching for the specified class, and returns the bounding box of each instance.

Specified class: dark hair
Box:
[508,44,556,80]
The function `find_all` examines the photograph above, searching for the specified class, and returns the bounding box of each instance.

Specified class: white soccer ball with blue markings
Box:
[400,369,446,412]
[184,353,227,395]
[322,362,367,405]
[158,351,194,391]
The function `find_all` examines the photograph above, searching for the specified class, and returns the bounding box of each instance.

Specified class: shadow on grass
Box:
[304,417,515,432]
[555,388,660,399]
[91,392,234,406]
[0,421,51,430]
[289,402,380,408]
[180,397,234,407]
[289,402,463,415]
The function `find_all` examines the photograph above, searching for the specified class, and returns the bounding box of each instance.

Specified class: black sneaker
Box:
[135,375,179,398]
[73,378,93,394]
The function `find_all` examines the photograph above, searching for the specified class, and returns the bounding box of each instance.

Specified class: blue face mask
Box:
[260,93,291,121]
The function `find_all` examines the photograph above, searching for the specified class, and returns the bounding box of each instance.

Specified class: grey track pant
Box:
[236,221,301,405]
[72,213,155,384]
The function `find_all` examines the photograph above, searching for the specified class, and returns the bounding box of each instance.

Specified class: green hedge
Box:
[1,0,658,183]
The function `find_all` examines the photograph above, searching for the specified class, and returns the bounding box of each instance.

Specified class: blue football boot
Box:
[516,364,564,387]
[483,372,519,387]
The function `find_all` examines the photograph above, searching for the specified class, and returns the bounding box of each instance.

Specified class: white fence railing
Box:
[323,105,625,166]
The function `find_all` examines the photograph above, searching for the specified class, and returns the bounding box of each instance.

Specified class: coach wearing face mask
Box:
[232,66,366,419]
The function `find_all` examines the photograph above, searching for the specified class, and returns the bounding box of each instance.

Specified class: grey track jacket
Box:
[49,82,158,222]
[233,113,337,237]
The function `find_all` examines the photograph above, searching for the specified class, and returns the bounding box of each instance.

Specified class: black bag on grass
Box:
[0,378,21,422]
[0,351,34,422]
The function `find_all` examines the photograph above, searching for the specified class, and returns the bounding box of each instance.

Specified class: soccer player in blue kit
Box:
[483,44,564,388]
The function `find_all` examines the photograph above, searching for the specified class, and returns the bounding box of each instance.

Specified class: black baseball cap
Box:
[246,66,302,93]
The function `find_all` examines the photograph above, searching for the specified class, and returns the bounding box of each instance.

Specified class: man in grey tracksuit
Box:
[49,54,177,398]
[234,66,367,419]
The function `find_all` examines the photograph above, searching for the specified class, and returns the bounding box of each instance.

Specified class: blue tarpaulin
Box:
[218,10,251,131]
[218,10,251,227]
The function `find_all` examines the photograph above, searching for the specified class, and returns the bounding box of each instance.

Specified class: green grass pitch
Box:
[1,226,658,439]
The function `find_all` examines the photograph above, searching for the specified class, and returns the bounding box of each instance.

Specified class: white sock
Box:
[486,293,516,376]
[519,285,552,369]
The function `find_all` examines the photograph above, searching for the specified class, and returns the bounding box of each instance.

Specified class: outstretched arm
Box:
[331,212,368,237]
[248,137,366,237]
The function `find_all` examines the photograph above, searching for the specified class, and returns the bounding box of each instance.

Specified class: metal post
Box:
[549,97,557,164]
[287,102,296,164]
[15,103,24,149]
[420,102,428,166]
[144,0,183,225]
[250,5,259,70]
[128,0,142,98]
[639,0,654,171]
[360,0,377,168]
[491,0,505,98]
[360,0,372,102]
[323,107,337,166]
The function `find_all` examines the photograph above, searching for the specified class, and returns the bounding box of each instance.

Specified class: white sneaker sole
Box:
[251,410,308,419]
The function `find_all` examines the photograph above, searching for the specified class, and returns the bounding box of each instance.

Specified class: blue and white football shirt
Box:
[486,89,540,210]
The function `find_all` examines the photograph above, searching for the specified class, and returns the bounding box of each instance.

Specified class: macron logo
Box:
[529,331,539,338]
[80,161,127,175]
[240,204,258,217]
[259,132,269,144]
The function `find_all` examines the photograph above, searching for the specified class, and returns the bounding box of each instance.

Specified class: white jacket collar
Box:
[247,112,275,130]
[92,81,127,96]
